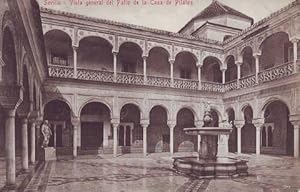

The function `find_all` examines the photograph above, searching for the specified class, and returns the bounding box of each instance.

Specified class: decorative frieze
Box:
[202,82,224,93]
[77,29,115,47]
[258,62,294,83]
[224,80,238,91]
[240,75,257,89]
[116,72,144,85]
[173,78,198,90]
[147,75,171,87]
[42,24,73,40]
[77,68,114,82]
[48,65,74,78]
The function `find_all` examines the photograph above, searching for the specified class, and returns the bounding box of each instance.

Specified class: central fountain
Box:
[173,104,248,178]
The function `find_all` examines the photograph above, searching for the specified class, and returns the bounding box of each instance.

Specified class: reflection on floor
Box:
[20,153,300,192]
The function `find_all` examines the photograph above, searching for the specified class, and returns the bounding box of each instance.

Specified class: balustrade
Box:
[48,65,74,78]
[147,75,171,87]
[77,68,114,82]
[258,62,294,83]
[201,81,224,93]
[173,78,198,90]
[224,80,238,91]
[116,72,144,85]
[47,61,296,93]
[240,74,257,89]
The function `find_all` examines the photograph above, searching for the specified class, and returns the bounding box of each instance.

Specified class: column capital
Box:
[253,118,264,127]
[234,120,244,128]
[142,55,148,59]
[168,121,176,129]
[235,61,243,66]
[196,62,203,68]
[21,118,28,124]
[140,119,149,128]
[112,51,118,55]
[169,59,175,65]
[253,53,261,58]
[290,37,299,44]
[72,46,79,51]
[195,121,204,127]
[71,117,80,127]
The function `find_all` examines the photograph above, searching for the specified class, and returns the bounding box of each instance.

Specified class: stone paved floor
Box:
[20,153,300,192]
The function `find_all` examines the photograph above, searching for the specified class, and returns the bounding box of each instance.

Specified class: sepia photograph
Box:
[0,0,300,191]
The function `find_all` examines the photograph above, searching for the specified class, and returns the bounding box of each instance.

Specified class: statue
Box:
[41,120,52,148]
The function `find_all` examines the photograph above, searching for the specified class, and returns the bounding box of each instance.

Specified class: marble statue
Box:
[41,120,52,148]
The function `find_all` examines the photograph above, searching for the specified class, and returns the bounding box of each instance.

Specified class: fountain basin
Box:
[173,156,248,179]
[184,127,233,136]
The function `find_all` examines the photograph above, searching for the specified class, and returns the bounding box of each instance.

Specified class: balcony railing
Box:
[240,74,257,88]
[77,68,114,82]
[48,61,297,93]
[258,62,294,83]
[147,75,171,87]
[202,81,224,93]
[49,65,74,78]
[116,72,144,85]
[224,80,238,92]
[173,78,198,90]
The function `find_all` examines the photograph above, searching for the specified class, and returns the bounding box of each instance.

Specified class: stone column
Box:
[21,118,29,171]
[253,120,263,155]
[71,117,80,158]
[29,121,36,164]
[254,53,261,84]
[169,59,174,87]
[5,108,16,186]
[292,38,299,73]
[142,123,149,156]
[197,65,202,90]
[113,52,118,82]
[143,56,147,84]
[293,124,299,158]
[221,68,226,84]
[235,121,244,154]
[236,62,242,88]
[72,46,78,78]
[168,122,176,154]
[112,123,119,157]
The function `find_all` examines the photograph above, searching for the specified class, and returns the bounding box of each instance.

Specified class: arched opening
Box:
[262,100,293,155]
[118,42,143,73]
[174,52,197,80]
[78,36,113,70]
[80,102,110,153]
[2,27,17,83]
[148,106,169,153]
[147,47,170,78]
[202,56,222,83]
[227,108,237,153]
[241,105,256,153]
[44,30,72,66]
[260,32,294,70]
[241,47,255,77]
[225,55,237,82]
[44,100,72,156]
[119,104,142,153]
[175,108,196,152]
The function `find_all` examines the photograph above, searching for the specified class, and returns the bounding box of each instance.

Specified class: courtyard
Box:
[13,153,300,192]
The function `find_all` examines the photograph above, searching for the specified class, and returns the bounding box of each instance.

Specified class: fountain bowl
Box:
[173,156,248,179]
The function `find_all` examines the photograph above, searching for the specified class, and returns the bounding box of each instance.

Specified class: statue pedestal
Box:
[43,147,56,161]
[199,135,218,160]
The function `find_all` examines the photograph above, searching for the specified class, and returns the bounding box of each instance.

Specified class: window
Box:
[122,61,137,73]
[51,53,69,66]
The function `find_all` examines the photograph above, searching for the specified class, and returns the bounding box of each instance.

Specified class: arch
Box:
[44,29,72,42]
[202,56,223,83]
[43,97,74,117]
[147,47,170,78]
[240,46,255,77]
[148,104,170,122]
[225,55,237,82]
[148,46,170,59]
[174,51,198,63]
[174,51,198,80]
[176,105,199,122]
[119,41,143,53]
[259,31,290,52]
[78,98,112,118]
[225,107,235,121]
[259,32,291,70]
[202,56,223,68]
[78,35,113,48]
[210,106,223,122]
[260,97,291,119]
[118,42,143,73]
[44,29,73,66]
[120,102,143,119]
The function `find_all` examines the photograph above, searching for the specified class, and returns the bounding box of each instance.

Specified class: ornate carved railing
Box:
[224,80,238,91]
[240,74,257,88]
[173,78,198,90]
[201,81,224,93]
[258,62,294,83]
[77,68,114,82]
[48,65,74,78]
[147,75,171,87]
[116,72,144,85]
